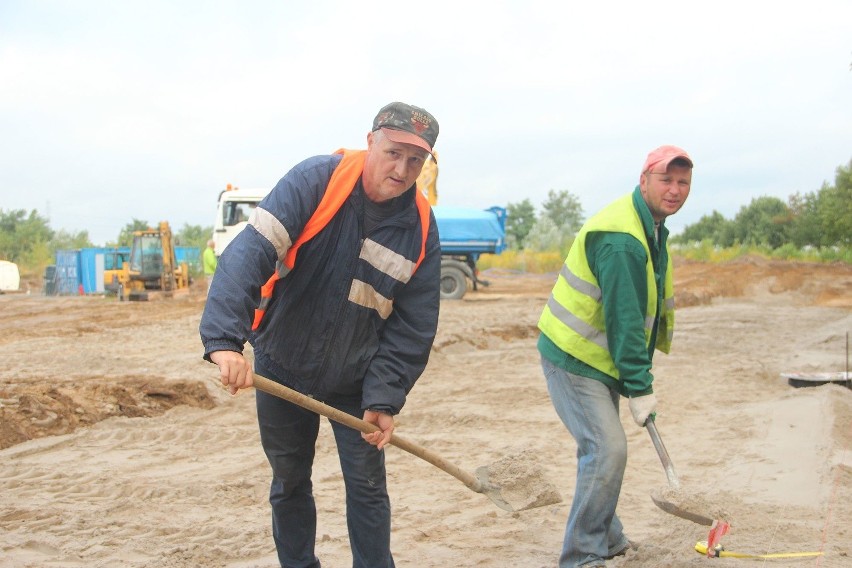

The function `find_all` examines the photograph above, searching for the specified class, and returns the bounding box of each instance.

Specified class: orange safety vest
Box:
[252,148,432,330]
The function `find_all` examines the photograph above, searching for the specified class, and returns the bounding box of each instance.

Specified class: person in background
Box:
[415,150,439,205]
[202,239,217,292]
[537,145,693,567]
[200,101,441,568]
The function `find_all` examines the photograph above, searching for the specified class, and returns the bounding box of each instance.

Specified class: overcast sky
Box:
[2,1,850,246]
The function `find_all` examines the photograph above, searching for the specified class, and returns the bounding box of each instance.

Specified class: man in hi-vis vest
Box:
[537,145,693,567]
[200,102,440,568]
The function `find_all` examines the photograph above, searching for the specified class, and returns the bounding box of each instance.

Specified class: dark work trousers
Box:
[255,372,394,568]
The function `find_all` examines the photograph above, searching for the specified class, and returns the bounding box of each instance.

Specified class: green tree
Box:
[51,229,93,250]
[176,223,214,249]
[666,157,851,251]
[115,219,152,247]
[541,189,584,235]
[788,191,822,248]
[505,198,536,249]
[731,196,791,249]
[524,216,561,252]
[0,208,54,264]
[817,159,852,246]
[672,210,733,245]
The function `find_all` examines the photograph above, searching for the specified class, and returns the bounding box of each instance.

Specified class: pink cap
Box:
[642,145,693,174]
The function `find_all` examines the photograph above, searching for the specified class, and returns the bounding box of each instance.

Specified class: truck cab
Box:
[213,186,269,257]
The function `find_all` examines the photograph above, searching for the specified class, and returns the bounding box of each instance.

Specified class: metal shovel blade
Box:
[646,419,721,526]
[474,450,563,512]
[650,489,715,526]
[252,374,561,512]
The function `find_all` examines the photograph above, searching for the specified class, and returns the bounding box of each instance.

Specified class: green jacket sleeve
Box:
[586,232,655,396]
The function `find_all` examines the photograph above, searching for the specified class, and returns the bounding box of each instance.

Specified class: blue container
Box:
[55,245,198,295]
[79,248,104,294]
[54,248,131,295]
[79,247,131,294]
[54,249,82,295]
[175,246,201,271]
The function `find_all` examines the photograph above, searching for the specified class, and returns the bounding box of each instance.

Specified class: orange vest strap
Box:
[251,307,266,331]
[413,189,430,271]
[283,149,366,270]
[252,271,281,330]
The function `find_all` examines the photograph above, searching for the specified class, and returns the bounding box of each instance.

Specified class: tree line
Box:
[2,158,849,274]
[0,213,213,273]
[504,158,851,255]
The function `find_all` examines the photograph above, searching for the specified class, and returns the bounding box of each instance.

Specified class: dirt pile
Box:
[0,259,849,567]
[2,259,850,451]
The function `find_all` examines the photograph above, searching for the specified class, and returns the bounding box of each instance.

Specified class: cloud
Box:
[1,0,850,245]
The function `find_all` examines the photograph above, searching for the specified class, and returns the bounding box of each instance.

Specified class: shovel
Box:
[252,374,561,513]
[646,418,730,552]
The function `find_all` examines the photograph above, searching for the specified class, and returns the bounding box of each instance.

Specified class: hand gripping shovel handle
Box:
[252,374,485,493]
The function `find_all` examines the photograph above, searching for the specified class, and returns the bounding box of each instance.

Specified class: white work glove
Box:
[628,393,657,427]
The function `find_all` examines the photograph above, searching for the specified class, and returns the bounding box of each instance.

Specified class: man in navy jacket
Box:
[200,102,441,568]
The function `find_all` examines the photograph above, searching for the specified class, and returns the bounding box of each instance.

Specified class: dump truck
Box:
[432,205,506,299]
[213,185,506,300]
[213,184,267,257]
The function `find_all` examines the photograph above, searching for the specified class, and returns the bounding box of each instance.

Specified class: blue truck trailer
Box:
[432,205,506,299]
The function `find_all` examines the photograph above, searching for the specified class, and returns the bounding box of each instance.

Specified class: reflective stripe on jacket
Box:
[538,193,674,379]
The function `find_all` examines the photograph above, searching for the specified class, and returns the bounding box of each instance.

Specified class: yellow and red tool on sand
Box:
[695,541,823,559]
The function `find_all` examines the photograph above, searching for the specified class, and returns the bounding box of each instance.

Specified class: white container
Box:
[0,260,20,291]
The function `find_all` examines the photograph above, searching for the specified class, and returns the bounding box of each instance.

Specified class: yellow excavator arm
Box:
[416,152,439,206]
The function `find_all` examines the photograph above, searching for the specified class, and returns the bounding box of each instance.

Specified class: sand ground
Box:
[1,258,850,567]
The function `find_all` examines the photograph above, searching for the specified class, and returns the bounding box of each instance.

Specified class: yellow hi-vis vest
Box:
[537,194,674,379]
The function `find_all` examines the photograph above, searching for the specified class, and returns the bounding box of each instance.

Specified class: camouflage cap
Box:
[372,101,439,155]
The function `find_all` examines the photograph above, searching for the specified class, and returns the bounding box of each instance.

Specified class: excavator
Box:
[114,221,190,301]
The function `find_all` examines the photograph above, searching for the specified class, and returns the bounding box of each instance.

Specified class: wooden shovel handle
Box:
[646,418,680,489]
[252,374,483,492]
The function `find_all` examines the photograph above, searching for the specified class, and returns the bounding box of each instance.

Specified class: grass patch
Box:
[477,244,851,274]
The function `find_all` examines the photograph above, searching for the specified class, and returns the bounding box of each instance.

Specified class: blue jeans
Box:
[542,357,630,567]
[255,367,394,568]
